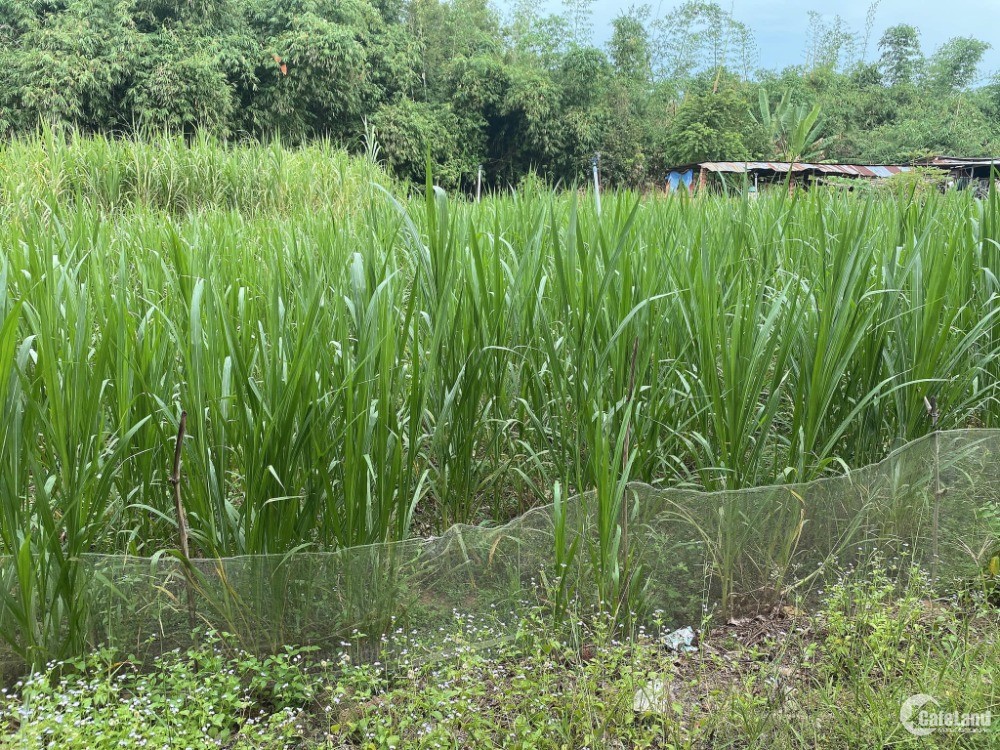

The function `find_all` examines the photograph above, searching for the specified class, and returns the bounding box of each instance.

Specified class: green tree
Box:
[0,0,137,132]
[802,11,858,72]
[662,85,758,165]
[597,8,658,184]
[926,37,990,92]
[371,99,459,184]
[651,1,756,82]
[550,46,611,178]
[127,31,240,134]
[609,7,652,83]
[562,0,594,47]
[244,0,405,142]
[878,24,922,87]
[0,0,997,184]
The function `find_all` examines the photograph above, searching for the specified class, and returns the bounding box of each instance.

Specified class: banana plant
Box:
[756,88,826,163]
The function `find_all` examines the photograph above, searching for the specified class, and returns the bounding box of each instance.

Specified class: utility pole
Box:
[476,164,483,203]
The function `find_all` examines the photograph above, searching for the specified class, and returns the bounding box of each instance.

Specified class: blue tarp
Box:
[667,169,694,191]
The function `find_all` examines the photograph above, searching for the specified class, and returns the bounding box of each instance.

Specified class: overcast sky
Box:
[549,0,999,78]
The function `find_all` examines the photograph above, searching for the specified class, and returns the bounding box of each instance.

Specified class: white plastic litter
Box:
[633,678,674,713]
[662,626,698,652]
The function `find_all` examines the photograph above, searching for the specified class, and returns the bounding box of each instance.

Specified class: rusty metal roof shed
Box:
[914,156,1000,168]
[669,161,913,177]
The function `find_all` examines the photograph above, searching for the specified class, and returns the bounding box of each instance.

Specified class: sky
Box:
[551,0,1000,78]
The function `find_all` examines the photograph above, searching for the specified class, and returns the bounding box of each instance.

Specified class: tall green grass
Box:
[1,133,999,664]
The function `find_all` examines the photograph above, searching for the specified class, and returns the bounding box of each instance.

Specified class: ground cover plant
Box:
[1,570,997,748]
[1,133,1000,670]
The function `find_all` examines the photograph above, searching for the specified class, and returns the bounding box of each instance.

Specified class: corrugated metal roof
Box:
[917,156,999,168]
[820,164,911,177]
[700,162,799,173]
[694,161,913,177]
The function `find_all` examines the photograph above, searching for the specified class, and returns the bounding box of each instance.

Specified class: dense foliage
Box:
[0,0,997,187]
[4,575,999,748]
[2,132,1000,674]
[2,133,999,555]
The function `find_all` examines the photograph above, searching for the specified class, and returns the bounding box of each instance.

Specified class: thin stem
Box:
[168,410,195,626]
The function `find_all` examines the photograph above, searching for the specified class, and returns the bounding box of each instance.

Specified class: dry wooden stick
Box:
[620,336,640,625]
[924,395,943,582]
[168,410,196,626]
[623,337,639,474]
[169,411,191,559]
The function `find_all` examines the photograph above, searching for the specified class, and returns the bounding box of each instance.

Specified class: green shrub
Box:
[0,634,318,749]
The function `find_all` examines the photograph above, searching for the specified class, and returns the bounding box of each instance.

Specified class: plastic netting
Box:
[3,430,999,673]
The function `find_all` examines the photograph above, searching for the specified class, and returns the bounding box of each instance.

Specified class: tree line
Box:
[1,0,997,188]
